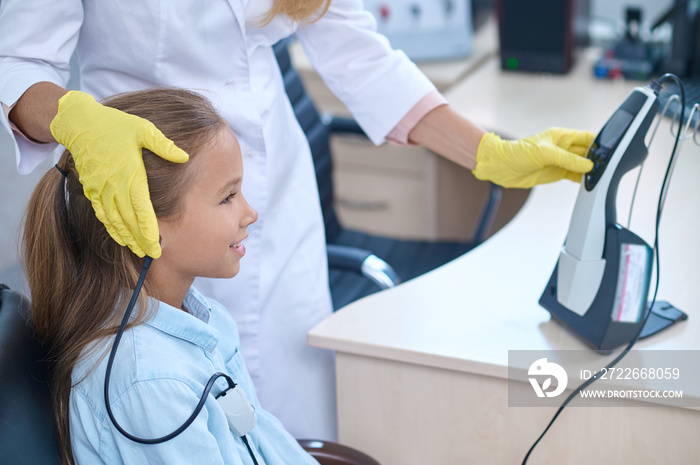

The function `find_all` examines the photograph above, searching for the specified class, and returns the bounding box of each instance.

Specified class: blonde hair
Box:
[22,88,226,465]
[259,0,332,25]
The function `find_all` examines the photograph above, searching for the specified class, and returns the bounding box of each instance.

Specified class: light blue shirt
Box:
[69,287,319,465]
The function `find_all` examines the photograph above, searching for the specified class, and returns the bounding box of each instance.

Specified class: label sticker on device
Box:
[611,243,652,323]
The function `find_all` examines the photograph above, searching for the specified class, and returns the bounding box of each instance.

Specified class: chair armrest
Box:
[327,245,400,290]
[472,182,503,245]
[299,439,381,465]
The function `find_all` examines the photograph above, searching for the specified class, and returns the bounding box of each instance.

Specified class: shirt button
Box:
[225,78,237,86]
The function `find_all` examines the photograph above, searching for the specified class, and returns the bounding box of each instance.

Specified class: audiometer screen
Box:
[599,110,633,150]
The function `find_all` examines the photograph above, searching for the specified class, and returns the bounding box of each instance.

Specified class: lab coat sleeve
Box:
[294,0,438,145]
[71,378,228,464]
[0,0,83,173]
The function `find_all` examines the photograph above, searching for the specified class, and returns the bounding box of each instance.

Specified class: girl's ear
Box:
[156,219,171,253]
[156,215,180,255]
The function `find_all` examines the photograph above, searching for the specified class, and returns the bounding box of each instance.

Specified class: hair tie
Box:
[55,163,68,177]
[55,164,70,208]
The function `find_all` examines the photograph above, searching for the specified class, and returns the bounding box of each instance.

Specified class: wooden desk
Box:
[308,50,700,464]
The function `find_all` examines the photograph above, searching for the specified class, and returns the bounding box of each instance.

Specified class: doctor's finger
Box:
[140,123,189,164]
[566,145,591,157]
[554,150,594,173]
[129,179,161,258]
[103,191,146,257]
[564,170,585,183]
[90,200,126,247]
[567,129,596,149]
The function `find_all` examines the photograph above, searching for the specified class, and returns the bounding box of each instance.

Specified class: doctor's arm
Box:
[0,0,185,259]
[294,0,593,188]
[8,82,66,143]
[407,104,595,189]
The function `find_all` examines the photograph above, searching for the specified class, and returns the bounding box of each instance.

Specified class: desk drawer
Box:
[334,166,431,239]
[330,134,433,239]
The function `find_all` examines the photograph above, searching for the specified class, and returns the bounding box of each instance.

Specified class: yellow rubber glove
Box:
[50,91,189,258]
[472,127,595,188]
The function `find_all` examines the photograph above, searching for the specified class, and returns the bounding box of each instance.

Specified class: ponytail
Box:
[24,165,77,346]
[23,159,148,465]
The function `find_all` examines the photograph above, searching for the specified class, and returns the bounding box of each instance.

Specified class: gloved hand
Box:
[472,127,595,188]
[50,91,189,258]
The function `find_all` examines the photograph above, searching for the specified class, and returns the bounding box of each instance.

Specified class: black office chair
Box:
[273,39,502,310]
[0,284,381,465]
[0,284,60,464]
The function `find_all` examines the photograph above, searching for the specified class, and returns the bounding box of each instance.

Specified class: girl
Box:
[22,88,319,465]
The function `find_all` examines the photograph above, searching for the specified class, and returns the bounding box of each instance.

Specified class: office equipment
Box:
[592,7,665,81]
[363,0,473,61]
[496,0,586,74]
[527,76,698,461]
[654,0,700,122]
[593,42,664,81]
[540,79,692,352]
[656,0,698,78]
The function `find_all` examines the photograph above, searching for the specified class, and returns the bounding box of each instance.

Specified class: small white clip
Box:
[63,176,70,209]
[217,385,256,437]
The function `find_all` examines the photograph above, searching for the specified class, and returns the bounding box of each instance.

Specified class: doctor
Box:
[0,0,594,441]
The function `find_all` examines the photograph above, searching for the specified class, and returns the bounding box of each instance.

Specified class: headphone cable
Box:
[102,255,261,465]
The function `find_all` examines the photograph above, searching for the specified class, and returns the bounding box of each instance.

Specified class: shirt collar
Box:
[144,287,219,351]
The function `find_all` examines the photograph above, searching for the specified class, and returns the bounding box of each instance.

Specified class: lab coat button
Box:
[225,78,237,86]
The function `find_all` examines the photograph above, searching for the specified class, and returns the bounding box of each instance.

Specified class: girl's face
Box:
[156,127,258,286]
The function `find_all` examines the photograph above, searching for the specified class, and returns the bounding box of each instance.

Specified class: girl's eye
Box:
[221,193,236,205]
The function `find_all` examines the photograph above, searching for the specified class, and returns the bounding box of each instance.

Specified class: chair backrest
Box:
[0,284,61,464]
[273,39,343,242]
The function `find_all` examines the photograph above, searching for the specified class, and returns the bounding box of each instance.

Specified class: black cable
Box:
[103,256,260,463]
[241,436,261,465]
[522,74,685,464]
[103,255,236,444]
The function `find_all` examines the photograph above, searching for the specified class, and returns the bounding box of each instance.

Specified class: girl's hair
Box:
[259,0,331,25]
[22,88,226,465]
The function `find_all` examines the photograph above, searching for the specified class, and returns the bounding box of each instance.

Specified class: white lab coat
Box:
[0,0,435,440]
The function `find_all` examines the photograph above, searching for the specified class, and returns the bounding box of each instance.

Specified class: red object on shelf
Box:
[608,67,623,79]
[378,4,390,21]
